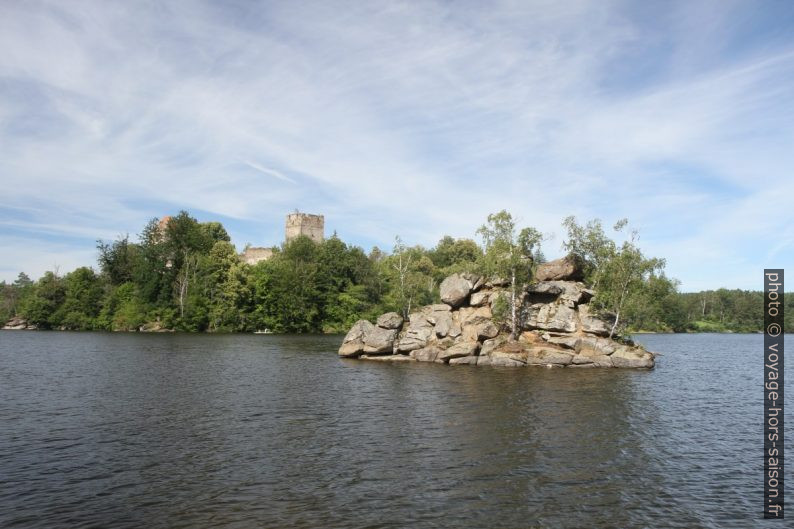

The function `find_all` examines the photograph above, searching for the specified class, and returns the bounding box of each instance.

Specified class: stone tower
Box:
[285,212,324,243]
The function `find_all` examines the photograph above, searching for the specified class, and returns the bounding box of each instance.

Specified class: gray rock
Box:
[425,304,452,324]
[590,354,614,367]
[525,347,574,366]
[469,291,490,307]
[433,311,453,337]
[396,327,433,352]
[527,281,592,307]
[579,304,610,336]
[362,326,399,354]
[544,335,580,349]
[338,341,365,357]
[376,312,404,329]
[410,346,443,363]
[440,273,473,308]
[535,255,584,281]
[360,354,416,362]
[395,311,436,352]
[470,274,485,292]
[459,305,493,325]
[438,341,480,362]
[488,356,526,367]
[449,355,479,365]
[480,335,508,357]
[526,282,563,297]
[491,350,528,364]
[576,336,617,356]
[3,316,31,330]
[611,347,655,368]
[338,319,375,357]
[525,303,578,333]
[476,322,500,340]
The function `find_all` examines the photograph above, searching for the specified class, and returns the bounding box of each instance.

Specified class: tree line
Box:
[0,210,785,334]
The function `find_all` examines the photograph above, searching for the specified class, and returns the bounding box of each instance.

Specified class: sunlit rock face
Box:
[338,267,655,369]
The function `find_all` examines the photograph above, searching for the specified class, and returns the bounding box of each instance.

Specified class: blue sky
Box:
[1,0,793,291]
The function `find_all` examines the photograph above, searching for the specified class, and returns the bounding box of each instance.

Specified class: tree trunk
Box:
[609,308,621,339]
[510,267,517,340]
[610,280,629,339]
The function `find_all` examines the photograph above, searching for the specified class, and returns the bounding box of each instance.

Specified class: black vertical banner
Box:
[765,269,784,519]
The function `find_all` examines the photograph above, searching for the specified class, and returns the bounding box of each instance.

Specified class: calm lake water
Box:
[0,331,789,528]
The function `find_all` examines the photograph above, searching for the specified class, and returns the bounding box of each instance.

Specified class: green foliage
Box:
[55,267,104,330]
[3,209,782,335]
[19,271,66,329]
[476,210,542,339]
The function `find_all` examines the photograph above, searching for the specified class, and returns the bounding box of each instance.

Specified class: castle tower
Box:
[285,212,324,243]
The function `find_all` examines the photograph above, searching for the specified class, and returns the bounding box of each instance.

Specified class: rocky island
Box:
[338,257,655,368]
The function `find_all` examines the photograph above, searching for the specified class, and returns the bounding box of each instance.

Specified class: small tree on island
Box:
[563,216,666,338]
[477,210,542,340]
[598,225,665,338]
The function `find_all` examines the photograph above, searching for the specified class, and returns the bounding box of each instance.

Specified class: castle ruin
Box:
[240,212,325,265]
[285,212,324,243]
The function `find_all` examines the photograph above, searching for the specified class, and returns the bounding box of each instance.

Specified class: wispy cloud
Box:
[241,161,296,184]
[0,0,793,289]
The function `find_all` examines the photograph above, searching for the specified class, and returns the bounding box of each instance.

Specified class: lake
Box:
[0,332,788,528]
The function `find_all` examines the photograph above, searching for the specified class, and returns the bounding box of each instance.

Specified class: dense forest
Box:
[0,211,788,334]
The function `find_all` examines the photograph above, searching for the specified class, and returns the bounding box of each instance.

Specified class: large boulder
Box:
[433,311,454,337]
[410,346,444,363]
[535,256,584,281]
[527,281,593,306]
[363,326,400,354]
[338,320,399,357]
[449,356,479,365]
[438,341,480,362]
[491,342,529,364]
[395,311,435,352]
[338,320,374,357]
[543,334,580,350]
[469,291,490,307]
[525,303,578,333]
[610,347,655,368]
[576,335,617,356]
[480,335,508,357]
[578,305,611,336]
[440,273,473,308]
[3,316,32,330]
[377,312,404,330]
[525,346,574,366]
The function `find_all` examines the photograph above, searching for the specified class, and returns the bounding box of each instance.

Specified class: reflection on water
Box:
[0,332,788,528]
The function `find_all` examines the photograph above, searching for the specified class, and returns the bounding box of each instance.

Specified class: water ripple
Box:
[0,331,789,528]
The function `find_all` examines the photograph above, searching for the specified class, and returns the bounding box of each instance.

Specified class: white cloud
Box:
[0,0,792,289]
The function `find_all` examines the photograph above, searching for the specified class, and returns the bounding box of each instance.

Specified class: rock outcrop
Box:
[338,271,655,369]
[535,255,584,282]
[2,316,36,330]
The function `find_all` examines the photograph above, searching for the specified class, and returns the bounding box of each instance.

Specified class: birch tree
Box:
[596,224,665,338]
[477,211,542,340]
